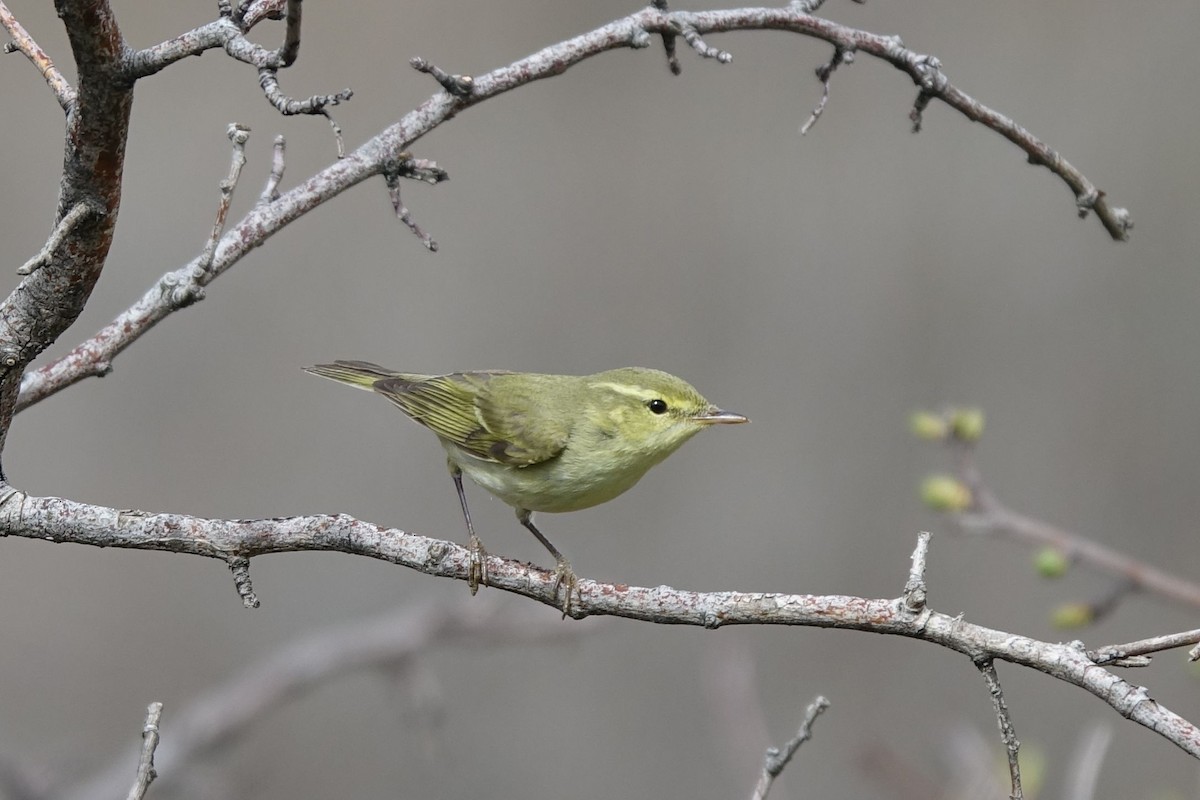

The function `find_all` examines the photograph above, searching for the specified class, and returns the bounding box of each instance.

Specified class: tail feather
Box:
[304,360,415,390]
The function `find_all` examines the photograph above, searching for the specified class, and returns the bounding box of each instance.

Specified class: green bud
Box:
[1052,602,1094,628]
[1033,548,1070,578]
[909,411,949,441]
[919,475,972,512]
[950,408,985,441]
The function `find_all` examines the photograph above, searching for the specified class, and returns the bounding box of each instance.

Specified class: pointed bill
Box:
[694,406,749,425]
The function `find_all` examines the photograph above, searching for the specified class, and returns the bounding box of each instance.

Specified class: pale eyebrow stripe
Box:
[589,381,657,402]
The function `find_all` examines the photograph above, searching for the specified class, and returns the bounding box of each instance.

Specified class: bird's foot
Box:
[551,557,579,618]
[467,533,488,595]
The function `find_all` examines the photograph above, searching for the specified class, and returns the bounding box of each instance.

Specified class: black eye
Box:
[647,398,668,415]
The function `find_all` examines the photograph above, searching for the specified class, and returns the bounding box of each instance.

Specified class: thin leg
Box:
[450,463,487,594]
[517,508,577,616]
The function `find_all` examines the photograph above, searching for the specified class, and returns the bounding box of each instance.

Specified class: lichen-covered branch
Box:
[0,484,1194,760]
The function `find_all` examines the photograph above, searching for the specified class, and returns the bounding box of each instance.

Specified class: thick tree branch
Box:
[0,0,132,461]
[0,484,1195,760]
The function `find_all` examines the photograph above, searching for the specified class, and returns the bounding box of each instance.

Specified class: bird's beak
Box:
[694,406,749,425]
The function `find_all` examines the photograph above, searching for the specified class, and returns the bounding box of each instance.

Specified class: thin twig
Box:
[1089,628,1200,666]
[409,56,474,97]
[17,200,104,275]
[977,659,1023,800]
[384,156,446,251]
[0,1,75,108]
[124,702,163,800]
[259,135,287,203]
[903,531,931,613]
[161,124,251,311]
[257,69,350,155]
[800,45,852,135]
[750,695,830,800]
[202,124,251,272]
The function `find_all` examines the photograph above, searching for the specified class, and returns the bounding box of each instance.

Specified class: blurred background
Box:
[1,0,1198,797]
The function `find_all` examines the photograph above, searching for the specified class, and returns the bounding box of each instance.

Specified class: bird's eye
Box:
[647,398,668,415]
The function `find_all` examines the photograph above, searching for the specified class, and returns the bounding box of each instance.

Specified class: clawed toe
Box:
[467,534,488,595]
[551,558,579,617]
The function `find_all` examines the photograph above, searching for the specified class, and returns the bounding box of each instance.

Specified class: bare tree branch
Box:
[16,199,104,276]
[11,4,1131,419]
[0,487,1194,761]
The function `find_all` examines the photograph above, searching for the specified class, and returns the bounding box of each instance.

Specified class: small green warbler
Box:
[304,361,747,609]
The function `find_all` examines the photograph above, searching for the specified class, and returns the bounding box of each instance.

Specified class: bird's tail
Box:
[303,360,411,390]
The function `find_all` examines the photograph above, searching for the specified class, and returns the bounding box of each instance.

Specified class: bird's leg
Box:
[517,508,577,616]
[450,464,487,594]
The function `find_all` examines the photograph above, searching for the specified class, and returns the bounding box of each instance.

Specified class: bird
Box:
[304,360,747,612]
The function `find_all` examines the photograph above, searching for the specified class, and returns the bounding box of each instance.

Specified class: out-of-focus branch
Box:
[1064,725,1112,800]
[963,497,1200,609]
[62,599,595,800]
[0,486,1195,764]
[914,408,1200,613]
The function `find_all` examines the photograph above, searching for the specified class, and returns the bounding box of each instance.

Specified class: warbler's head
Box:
[583,367,747,461]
